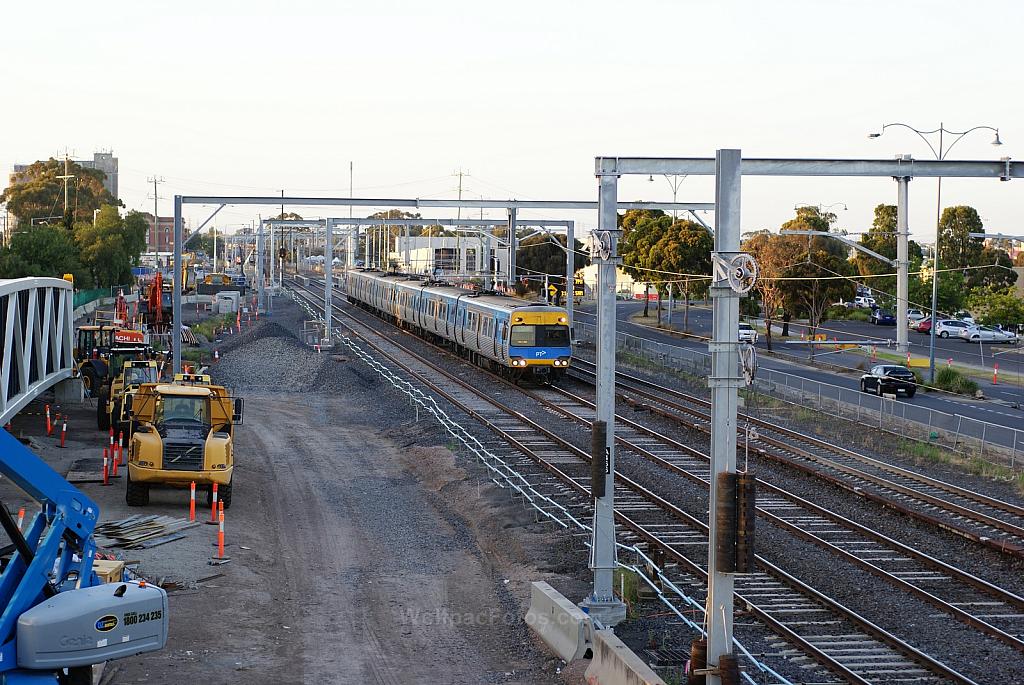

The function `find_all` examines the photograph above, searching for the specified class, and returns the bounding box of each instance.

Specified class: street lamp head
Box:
[868,132,882,139]
[992,130,1003,146]
[647,175,654,182]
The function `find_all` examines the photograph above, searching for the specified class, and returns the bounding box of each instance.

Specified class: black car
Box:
[869,309,896,325]
[860,364,917,398]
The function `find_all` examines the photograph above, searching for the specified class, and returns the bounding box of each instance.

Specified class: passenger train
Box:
[344,270,572,380]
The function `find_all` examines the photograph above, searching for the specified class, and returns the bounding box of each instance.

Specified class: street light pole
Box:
[869,122,1002,381]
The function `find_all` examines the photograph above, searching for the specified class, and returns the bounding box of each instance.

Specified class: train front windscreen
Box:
[510,324,569,347]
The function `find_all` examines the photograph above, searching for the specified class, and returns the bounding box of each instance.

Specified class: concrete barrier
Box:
[524,581,593,662]
[585,629,666,685]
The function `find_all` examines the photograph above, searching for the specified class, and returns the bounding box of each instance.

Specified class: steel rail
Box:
[286,278,981,685]
[526,382,1024,652]
[570,359,1024,559]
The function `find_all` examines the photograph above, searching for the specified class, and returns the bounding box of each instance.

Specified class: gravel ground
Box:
[326,297,1024,685]
[4,298,593,685]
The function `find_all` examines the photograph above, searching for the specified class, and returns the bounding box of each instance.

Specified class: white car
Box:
[854,296,876,308]
[958,325,1019,344]
[935,319,971,338]
[906,309,925,322]
[738,322,758,344]
[953,311,976,325]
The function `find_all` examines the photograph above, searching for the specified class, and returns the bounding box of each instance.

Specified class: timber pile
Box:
[95,515,199,550]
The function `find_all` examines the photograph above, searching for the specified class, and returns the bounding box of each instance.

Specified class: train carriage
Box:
[344,270,572,380]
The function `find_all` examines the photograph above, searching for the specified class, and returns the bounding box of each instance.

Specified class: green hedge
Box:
[930,367,979,396]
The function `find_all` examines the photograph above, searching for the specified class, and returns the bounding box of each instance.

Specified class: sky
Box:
[2,0,1022,244]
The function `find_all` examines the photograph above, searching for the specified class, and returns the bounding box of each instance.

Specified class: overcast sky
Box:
[2,0,1021,243]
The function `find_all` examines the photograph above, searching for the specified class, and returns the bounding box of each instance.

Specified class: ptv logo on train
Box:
[535,351,547,357]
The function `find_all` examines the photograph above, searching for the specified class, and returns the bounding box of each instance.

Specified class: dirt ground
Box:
[3,321,595,683]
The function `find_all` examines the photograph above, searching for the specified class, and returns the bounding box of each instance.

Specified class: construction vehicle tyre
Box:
[125,471,149,506]
[220,478,233,509]
[81,366,98,398]
[97,388,111,431]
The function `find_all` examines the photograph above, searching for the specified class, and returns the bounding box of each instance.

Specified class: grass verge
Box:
[899,439,1024,495]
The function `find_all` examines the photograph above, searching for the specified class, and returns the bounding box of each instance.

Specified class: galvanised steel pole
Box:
[325,218,333,343]
[929,172,943,382]
[896,175,911,353]
[507,207,518,290]
[172,195,183,375]
[706,149,742,684]
[256,221,265,313]
[580,167,626,626]
[566,220,575,328]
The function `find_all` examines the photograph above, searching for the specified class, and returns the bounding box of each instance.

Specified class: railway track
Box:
[525,382,1024,652]
[570,358,1024,560]
[286,279,986,685]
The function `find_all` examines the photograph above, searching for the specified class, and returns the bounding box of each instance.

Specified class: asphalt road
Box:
[575,301,1024,446]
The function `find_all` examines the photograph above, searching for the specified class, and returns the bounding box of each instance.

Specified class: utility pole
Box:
[57,153,75,224]
[325,218,333,345]
[148,176,165,252]
[580,167,627,626]
[706,149,746,685]
[895,171,911,353]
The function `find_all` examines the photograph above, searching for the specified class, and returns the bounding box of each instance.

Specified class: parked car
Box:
[906,309,925,322]
[958,325,1019,344]
[738,322,758,344]
[935,319,971,338]
[912,317,933,333]
[854,296,876,309]
[953,311,975,325]
[860,364,917,398]
[869,309,896,325]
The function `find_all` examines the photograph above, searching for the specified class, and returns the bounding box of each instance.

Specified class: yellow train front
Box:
[344,270,572,380]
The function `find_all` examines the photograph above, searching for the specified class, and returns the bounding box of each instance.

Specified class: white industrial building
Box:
[390,236,508,277]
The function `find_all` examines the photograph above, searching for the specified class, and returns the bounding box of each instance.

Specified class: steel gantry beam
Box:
[597,157,1022,179]
[595,151,1018,684]
[175,196,706,371]
[0,278,75,425]
[179,195,714,211]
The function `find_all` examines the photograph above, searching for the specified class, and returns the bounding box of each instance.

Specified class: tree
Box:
[1,158,120,227]
[938,205,984,270]
[516,234,591,297]
[910,265,967,315]
[646,220,713,330]
[743,230,802,351]
[854,204,921,301]
[271,212,303,221]
[967,245,1017,291]
[0,225,91,286]
[619,210,673,317]
[72,205,146,288]
[778,207,857,339]
[967,286,1024,326]
[1015,252,1024,267]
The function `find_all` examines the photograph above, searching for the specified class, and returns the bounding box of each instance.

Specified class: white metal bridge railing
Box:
[0,278,75,425]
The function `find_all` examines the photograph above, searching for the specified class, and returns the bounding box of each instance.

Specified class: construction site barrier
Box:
[584,629,666,685]
[524,581,593,663]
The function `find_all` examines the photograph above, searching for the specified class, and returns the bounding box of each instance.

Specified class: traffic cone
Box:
[17,507,25,531]
[102,449,110,486]
[189,481,196,522]
[206,483,219,525]
[59,419,67,448]
[45,405,52,436]
[217,501,226,559]
[993,363,999,385]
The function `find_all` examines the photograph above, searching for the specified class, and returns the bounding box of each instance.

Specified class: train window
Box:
[510,324,570,347]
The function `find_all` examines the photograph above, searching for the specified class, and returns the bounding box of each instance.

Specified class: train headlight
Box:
[511,357,525,367]
[554,357,570,367]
